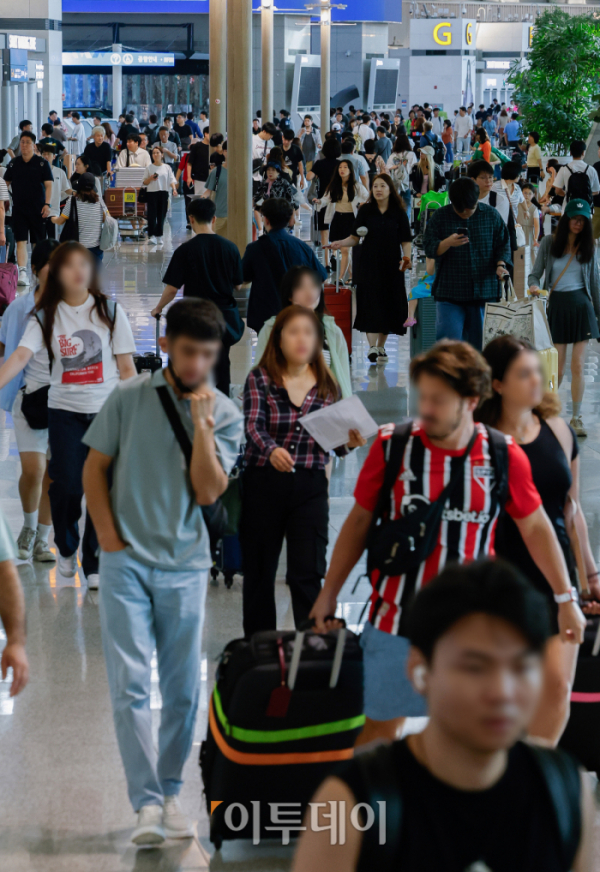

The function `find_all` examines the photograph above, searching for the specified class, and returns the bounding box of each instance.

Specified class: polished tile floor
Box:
[0,200,599,870]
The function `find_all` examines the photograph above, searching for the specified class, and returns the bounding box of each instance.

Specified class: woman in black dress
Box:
[329,173,412,364]
[477,335,597,746]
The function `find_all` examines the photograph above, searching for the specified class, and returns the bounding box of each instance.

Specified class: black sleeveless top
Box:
[495,417,578,632]
[338,739,577,872]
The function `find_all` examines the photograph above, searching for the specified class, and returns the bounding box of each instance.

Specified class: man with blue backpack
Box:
[419,120,446,166]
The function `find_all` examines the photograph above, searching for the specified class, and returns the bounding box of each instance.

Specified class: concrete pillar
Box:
[112,44,123,117]
[28,82,38,135]
[261,0,274,126]
[227,0,252,255]
[209,0,227,136]
[1,84,13,151]
[320,6,331,133]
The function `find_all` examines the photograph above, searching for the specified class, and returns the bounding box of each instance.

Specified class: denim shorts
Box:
[360,621,428,720]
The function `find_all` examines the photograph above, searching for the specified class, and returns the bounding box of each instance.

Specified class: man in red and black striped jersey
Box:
[311,340,585,746]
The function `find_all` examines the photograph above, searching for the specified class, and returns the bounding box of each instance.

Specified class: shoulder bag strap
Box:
[373,422,413,523]
[485,425,509,508]
[550,247,578,294]
[156,384,192,468]
[525,744,582,870]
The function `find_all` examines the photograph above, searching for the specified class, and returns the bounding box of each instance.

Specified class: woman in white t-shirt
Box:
[0,242,137,589]
[142,146,178,246]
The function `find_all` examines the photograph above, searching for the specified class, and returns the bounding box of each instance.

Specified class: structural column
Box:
[209,0,227,136]
[261,0,274,125]
[320,3,331,133]
[227,0,252,255]
[28,82,38,134]
[112,44,123,117]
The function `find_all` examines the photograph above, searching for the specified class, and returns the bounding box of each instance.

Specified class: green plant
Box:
[507,9,600,154]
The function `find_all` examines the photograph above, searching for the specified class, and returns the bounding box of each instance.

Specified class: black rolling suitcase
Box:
[134,314,163,375]
[200,625,364,848]
[409,296,437,357]
[559,614,600,773]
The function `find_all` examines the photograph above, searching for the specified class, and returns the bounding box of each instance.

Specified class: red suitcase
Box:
[324,253,352,354]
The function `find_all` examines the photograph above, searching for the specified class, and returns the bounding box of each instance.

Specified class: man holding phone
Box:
[423,177,511,350]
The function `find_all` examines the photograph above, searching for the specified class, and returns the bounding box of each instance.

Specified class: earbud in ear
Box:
[413,665,427,692]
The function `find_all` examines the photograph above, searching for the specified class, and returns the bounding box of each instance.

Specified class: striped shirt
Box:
[354,422,541,636]
[62,197,104,249]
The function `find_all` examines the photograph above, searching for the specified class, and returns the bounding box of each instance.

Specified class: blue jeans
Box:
[401,191,411,212]
[88,245,103,263]
[435,300,486,350]
[445,142,453,164]
[47,408,99,575]
[99,548,208,811]
[456,136,470,156]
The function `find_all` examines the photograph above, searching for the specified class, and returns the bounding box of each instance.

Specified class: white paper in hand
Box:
[299,395,378,452]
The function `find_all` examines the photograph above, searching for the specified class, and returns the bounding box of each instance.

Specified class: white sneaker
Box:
[58,553,77,578]
[16,526,36,560]
[367,345,379,363]
[148,236,157,245]
[132,804,165,846]
[33,538,55,563]
[377,346,389,364]
[163,795,195,840]
[17,268,29,287]
[87,573,99,591]
[570,416,587,437]
[157,237,164,247]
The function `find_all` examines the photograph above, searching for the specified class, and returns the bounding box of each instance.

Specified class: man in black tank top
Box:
[293,560,594,872]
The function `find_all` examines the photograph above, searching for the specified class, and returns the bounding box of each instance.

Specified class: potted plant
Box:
[507,9,600,156]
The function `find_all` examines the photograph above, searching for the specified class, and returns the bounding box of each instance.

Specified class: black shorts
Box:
[12,208,46,244]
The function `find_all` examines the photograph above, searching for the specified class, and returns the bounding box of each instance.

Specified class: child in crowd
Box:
[404,257,436,328]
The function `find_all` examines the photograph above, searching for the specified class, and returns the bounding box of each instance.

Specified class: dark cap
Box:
[78,172,96,192]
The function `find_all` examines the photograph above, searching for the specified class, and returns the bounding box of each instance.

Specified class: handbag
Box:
[60,195,79,242]
[100,212,119,251]
[155,385,228,545]
[366,424,477,577]
[483,277,553,351]
[20,385,50,430]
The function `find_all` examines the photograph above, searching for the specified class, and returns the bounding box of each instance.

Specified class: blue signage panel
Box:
[63,0,401,21]
[62,51,175,67]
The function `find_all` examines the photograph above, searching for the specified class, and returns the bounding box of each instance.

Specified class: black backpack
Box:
[424,132,446,166]
[353,741,582,872]
[565,164,594,208]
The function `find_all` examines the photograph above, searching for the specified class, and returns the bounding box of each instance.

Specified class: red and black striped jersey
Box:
[354,421,542,636]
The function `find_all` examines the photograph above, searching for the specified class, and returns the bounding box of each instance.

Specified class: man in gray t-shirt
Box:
[83,298,243,847]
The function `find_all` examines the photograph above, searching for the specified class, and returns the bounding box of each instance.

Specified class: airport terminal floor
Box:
[1,198,600,870]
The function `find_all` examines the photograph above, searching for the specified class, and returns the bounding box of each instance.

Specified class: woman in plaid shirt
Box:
[241,305,365,637]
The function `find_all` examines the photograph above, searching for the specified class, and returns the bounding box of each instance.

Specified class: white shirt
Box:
[357,124,375,147]
[494,179,524,221]
[19,295,136,414]
[48,165,70,217]
[116,147,152,169]
[199,118,209,133]
[387,151,417,173]
[454,114,473,138]
[554,160,600,213]
[252,134,273,181]
[144,163,176,193]
[71,121,87,153]
[480,188,510,226]
[431,116,443,136]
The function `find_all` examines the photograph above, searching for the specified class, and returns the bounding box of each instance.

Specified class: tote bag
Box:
[483,278,553,351]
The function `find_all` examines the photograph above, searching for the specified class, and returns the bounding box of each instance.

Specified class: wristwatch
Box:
[553,587,579,604]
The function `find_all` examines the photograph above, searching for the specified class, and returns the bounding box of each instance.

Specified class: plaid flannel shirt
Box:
[243,367,346,469]
[424,202,512,303]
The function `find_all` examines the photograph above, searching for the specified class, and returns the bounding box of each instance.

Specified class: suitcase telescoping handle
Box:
[288,619,347,691]
[155,314,161,357]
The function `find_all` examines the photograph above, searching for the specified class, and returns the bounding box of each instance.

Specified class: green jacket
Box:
[255,313,352,399]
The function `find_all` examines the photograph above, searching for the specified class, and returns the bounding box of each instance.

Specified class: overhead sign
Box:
[2,49,28,82]
[9,34,36,50]
[411,19,476,51]
[486,60,510,70]
[62,51,175,67]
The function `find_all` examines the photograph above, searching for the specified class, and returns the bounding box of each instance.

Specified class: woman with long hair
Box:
[0,239,59,562]
[52,172,107,262]
[330,173,412,363]
[307,137,342,267]
[241,305,365,636]
[409,145,443,195]
[477,335,597,745]
[142,145,178,246]
[0,242,137,589]
[410,116,425,147]
[472,127,492,163]
[255,266,351,397]
[529,200,600,436]
[102,122,116,148]
[315,159,368,283]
